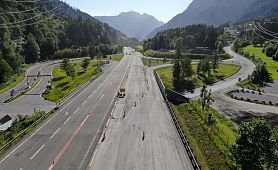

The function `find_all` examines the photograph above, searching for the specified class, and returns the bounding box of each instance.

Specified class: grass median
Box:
[156,64,240,90]
[142,58,173,66]
[106,54,123,61]
[172,101,237,169]
[43,60,101,102]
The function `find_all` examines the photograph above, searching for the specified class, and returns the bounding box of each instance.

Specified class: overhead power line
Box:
[0,6,70,29]
[252,22,278,39]
[0,4,63,26]
[256,22,278,36]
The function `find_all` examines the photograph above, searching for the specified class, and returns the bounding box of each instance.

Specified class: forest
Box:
[0,0,135,85]
[143,24,221,51]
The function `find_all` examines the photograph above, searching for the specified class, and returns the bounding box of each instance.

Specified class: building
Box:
[0,115,13,131]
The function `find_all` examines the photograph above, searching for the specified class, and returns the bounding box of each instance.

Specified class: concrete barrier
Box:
[153,69,201,170]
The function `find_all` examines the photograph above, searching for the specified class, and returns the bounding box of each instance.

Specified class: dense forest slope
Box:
[0,0,136,85]
[150,0,278,37]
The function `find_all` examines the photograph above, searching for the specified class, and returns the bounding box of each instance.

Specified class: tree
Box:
[89,45,96,59]
[172,60,182,91]
[82,58,90,71]
[251,61,271,85]
[181,56,192,79]
[0,59,12,84]
[200,85,213,110]
[211,53,219,72]
[175,37,183,59]
[61,59,70,72]
[24,34,40,64]
[66,63,75,80]
[233,118,277,169]
[273,49,278,61]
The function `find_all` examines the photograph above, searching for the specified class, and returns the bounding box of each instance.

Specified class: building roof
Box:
[0,115,13,131]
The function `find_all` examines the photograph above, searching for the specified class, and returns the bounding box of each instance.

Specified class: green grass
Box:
[106,54,123,61]
[156,64,241,90]
[135,45,143,52]
[142,58,173,66]
[42,60,100,102]
[172,101,237,169]
[243,45,278,80]
[0,67,27,95]
[238,79,260,91]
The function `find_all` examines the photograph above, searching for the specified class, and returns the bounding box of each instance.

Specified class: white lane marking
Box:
[81,100,86,106]
[49,128,61,139]
[99,93,104,100]
[65,112,68,116]
[30,144,45,160]
[74,108,80,114]
[19,168,23,170]
[63,116,72,125]
[83,54,132,169]
[0,59,119,165]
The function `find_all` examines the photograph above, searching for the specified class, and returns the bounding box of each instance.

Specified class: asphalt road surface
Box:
[183,46,256,98]
[0,62,52,103]
[0,48,132,170]
[90,52,193,170]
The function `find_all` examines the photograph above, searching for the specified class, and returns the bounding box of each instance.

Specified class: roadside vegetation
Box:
[43,59,101,102]
[173,100,237,169]
[243,45,278,80]
[0,111,46,153]
[157,64,240,91]
[106,54,123,61]
[0,70,25,95]
[142,58,172,66]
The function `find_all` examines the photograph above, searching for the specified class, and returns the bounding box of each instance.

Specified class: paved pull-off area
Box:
[90,52,193,170]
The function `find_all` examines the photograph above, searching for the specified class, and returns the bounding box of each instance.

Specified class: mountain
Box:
[96,11,164,41]
[0,0,137,85]
[150,0,278,37]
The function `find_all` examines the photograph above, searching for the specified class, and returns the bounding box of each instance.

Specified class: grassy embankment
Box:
[142,58,173,66]
[43,60,100,102]
[0,65,28,95]
[106,54,123,61]
[173,101,237,169]
[243,45,278,80]
[156,64,240,90]
[144,49,231,60]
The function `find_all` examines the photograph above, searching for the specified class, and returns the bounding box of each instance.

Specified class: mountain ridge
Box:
[96,11,164,41]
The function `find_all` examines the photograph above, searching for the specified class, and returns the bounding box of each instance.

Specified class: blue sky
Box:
[63,0,193,22]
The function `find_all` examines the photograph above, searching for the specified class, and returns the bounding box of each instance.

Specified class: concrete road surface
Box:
[90,52,193,170]
[0,48,132,170]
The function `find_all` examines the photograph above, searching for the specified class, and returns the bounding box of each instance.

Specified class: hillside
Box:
[0,0,136,85]
[96,11,164,41]
[150,0,278,37]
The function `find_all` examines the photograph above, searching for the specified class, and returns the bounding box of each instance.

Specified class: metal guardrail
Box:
[0,107,57,153]
[153,70,201,170]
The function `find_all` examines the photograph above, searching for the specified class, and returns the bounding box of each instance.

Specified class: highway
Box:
[0,48,131,170]
[90,52,193,170]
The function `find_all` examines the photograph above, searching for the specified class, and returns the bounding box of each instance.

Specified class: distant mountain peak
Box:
[95,11,164,41]
[149,0,278,37]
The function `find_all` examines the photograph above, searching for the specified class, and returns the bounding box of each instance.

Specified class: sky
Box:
[63,0,193,23]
